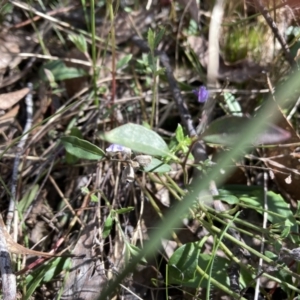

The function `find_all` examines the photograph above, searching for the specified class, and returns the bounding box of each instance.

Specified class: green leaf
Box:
[114,207,135,214]
[202,116,291,146]
[143,158,171,173]
[101,123,171,157]
[43,258,70,282]
[175,124,184,142]
[224,92,242,116]
[116,54,132,70]
[185,47,206,82]
[186,19,198,35]
[169,250,254,290]
[266,191,296,225]
[147,28,155,51]
[66,127,83,164]
[26,269,46,299]
[81,187,89,194]
[26,258,69,299]
[222,185,298,243]
[154,27,165,48]
[39,60,87,82]
[137,53,150,67]
[278,268,294,296]
[168,243,200,283]
[61,136,105,160]
[281,226,291,239]
[0,2,13,15]
[264,250,278,260]
[154,68,166,76]
[91,194,98,202]
[69,127,83,139]
[196,254,230,288]
[142,121,151,129]
[217,189,239,204]
[18,184,39,213]
[102,213,113,239]
[68,33,88,53]
[202,116,247,146]
[267,192,298,243]
[43,69,57,88]
[296,200,300,217]
[239,189,296,226]
[127,244,147,264]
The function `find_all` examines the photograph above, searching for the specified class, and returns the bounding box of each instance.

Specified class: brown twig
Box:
[10,4,79,29]
[255,0,294,67]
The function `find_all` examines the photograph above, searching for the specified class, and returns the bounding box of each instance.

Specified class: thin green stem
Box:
[195,263,247,300]
[202,205,269,237]
[202,219,300,282]
[107,0,120,122]
[90,0,98,106]
[206,212,241,299]
[27,0,48,54]
[150,59,158,128]
[164,174,186,197]
[80,0,90,32]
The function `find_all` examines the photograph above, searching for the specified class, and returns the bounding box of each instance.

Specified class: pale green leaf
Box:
[101,123,170,157]
[61,136,104,160]
[116,54,132,70]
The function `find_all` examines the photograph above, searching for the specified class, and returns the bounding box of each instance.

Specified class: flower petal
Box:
[106,143,131,157]
[193,86,209,103]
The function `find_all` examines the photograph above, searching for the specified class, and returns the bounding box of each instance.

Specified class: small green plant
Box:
[25,257,71,299]
[68,33,88,54]
[169,124,193,158]
[223,24,264,62]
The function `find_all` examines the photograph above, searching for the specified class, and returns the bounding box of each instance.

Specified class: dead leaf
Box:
[0,105,19,134]
[62,220,107,299]
[0,87,29,110]
[0,33,21,71]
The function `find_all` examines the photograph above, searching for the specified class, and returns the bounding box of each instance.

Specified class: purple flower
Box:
[106,144,126,152]
[193,86,209,103]
[106,143,131,157]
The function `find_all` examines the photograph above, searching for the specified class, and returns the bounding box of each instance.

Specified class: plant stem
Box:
[90,0,98,106]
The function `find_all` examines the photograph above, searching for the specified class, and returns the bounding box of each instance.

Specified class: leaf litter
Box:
[0,1,300,300]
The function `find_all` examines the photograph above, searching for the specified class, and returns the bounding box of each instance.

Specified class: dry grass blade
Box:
[2,0,300,299]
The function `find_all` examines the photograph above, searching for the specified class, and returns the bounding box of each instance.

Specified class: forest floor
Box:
[1,1,300,300]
